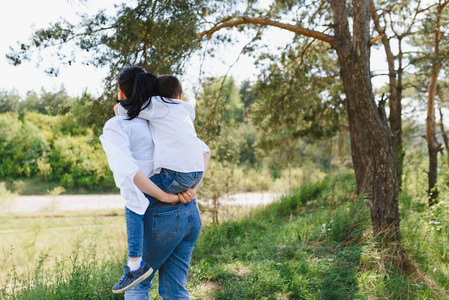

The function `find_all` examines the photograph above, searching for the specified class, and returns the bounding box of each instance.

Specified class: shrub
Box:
[0,114,49,179]
[49,135,114,190]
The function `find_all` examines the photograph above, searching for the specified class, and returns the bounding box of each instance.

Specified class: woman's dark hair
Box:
[118,66,160,120]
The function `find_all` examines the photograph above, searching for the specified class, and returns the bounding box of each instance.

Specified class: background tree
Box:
[7,0,207,128]
[0,90,20,113]
[202,0,403,261]
[409,0,449,205]
[195,76,248,223]
[370,0,421,189]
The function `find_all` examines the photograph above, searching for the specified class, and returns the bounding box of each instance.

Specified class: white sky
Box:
[0,0,267,99]
[0,0,389,100]
[0,0,117,97]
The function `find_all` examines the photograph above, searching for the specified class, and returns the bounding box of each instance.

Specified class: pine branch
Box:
[201,17,336,48]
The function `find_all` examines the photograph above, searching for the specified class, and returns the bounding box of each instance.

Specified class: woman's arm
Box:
[133,170,179,203]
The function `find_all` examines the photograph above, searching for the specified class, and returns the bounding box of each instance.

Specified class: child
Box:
[111,73,206,293]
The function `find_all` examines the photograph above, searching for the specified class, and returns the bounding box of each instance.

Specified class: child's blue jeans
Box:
[125,168,203,258]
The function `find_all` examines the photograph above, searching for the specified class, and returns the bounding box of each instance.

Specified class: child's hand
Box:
[113,104,119,116]
[177,188,196,204]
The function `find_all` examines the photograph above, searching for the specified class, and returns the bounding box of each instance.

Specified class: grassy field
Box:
[1,172,449,299]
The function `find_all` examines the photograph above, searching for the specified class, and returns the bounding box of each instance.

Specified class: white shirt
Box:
[100,114,210,215]
[118,96,205,174]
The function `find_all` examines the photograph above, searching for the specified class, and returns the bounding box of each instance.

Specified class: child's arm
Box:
[133,170,179,203]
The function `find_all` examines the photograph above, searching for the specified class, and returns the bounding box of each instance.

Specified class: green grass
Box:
[188,173,446,299]
[1,171,448,299]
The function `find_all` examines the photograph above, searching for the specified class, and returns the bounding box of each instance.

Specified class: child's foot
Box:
[112,261,153,294]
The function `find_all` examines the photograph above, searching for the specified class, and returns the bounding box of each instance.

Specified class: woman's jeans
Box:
[126,168,203,258]
[124,198,202,300]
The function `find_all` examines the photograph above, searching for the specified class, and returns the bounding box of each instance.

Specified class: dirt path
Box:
[1,193,282,213]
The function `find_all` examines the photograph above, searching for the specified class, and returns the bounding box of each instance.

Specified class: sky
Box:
[0,0,267,99]
[0,0,116,97]
[0,0,389,100]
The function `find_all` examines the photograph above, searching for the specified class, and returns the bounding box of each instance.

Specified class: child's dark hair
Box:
[118,66,159,120]
[158,75,183,99]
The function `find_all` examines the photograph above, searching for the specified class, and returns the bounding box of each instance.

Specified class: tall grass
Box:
[2,252,123,300]
[2,169,448,299]
[0,210,127,299]
[190,171,444,299]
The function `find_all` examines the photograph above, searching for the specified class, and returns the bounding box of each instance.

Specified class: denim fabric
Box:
[146,168,203,207]
[125,207,144,258]
[124,198,202,300]
[126,168,203,257]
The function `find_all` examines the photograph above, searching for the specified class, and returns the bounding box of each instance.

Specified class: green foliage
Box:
[0,113,49,179]
[196,76,244,144]
[189,173,444,299]
[0,90,20,113]
[7,0,209,126]
[8,1,205,74]
[251,41,344,167]
[1,249,123,300]
[68,91,112,136]
[49,135,113,189]
[0,89,75,116]
[0,110,115,192]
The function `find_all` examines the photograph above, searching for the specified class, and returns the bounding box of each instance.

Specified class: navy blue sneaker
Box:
[112,261,154,294]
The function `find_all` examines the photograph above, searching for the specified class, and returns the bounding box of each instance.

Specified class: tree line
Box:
[0,90,114,190]
[1,79,340,195]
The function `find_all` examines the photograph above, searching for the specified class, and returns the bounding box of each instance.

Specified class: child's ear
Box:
[177,93,183,100]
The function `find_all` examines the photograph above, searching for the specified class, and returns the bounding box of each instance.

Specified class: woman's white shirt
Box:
[100,114,210,215]
[100,115,155,215]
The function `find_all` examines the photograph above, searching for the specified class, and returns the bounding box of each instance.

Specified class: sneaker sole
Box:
[112,267,154,294]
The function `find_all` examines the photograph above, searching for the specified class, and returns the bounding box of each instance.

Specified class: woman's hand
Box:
[160,192,180,203]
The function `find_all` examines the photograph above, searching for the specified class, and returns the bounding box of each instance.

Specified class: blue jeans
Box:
[126,169,203,258]
[124,198,202,299]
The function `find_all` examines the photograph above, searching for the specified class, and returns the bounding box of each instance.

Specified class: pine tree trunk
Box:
[331,0,400,242]
[426,10,445,206]
[371,3,404,189]
[427,69,439,206]
[439,108,449,163]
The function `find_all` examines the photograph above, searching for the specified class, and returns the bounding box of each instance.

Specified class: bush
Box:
[49,135,114,190]
[234,168,273,192]
[0,113,49,179]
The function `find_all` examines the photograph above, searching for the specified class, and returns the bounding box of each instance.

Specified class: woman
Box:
[100,66,210,299]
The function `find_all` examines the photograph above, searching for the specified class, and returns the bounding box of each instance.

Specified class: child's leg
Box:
[125,207,144,270]
[150,169,203,194]
[112,207,153,294]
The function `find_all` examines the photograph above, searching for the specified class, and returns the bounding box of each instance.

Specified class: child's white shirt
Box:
[118,96,205,175]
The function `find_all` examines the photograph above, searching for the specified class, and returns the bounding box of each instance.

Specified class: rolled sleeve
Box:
[100,118,149,215]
